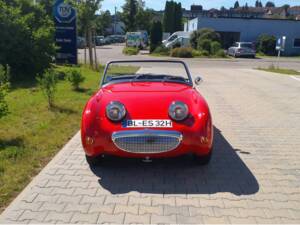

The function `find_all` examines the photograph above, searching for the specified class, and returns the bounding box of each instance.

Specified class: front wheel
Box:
[194,149,212,165]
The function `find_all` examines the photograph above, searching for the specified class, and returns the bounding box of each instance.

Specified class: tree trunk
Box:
[93,30,98,70]
[87,28,94,67]
[84,30,87,64]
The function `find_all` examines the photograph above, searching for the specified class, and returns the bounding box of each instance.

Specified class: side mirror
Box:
[194,76,203,86]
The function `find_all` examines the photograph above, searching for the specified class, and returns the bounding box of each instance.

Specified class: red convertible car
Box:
[81,60,213,165]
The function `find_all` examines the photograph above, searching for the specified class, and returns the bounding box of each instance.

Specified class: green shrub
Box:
[211,41,222,55]
[0,65,10,118]
[67,70,85,90]
[190,28,220,49]
[153,46,170,56]
[37,69,58,108]
[192,50,202,57]
[170,47,193,58]
[197,39,212,53]
[123,47,139,55]
[0,1,55,81]
[257,34,276,56]
[215,49,226,57]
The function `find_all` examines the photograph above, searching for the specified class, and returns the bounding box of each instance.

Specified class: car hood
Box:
[95,82,208,119]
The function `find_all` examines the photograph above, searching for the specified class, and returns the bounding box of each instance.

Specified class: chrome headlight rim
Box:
[106,101,126,122]
[168,101,189,121]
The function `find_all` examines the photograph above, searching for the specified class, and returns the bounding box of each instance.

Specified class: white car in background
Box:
[228,42,256,58]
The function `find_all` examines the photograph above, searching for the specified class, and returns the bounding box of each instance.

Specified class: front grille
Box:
[112,130,182,154]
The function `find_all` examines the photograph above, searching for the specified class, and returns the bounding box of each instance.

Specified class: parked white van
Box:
[163,31,191,48]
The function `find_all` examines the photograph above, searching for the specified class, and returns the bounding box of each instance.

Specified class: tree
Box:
[122,0,138,32]
[190,28,220,49]
[71,0,102,67]
[136,8,155,33]
[245,3,249,10]
[0,0,56,81]
[150,21,163,52]
[39,0,55,18]
[265,1,275,7]
[163,1,182,33]
[257,34,276,55]
[96,10,112,35]
[174,2,182,31]
[234,1,240,8]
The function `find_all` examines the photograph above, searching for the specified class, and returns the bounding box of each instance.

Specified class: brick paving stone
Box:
[177,215,204,224]
[228,216,257,224]
[124,213,151,224]
[97,212,125,224]
[19,211,47,222]
[44,211,73,223]
[151,214,177,224]
[128,196,151,206]
[114,205,138,214]
[64,203,91,213]
[163,205,189,216]
[70,212,99,223]
[139,205,164,215]
[88,204,115,214]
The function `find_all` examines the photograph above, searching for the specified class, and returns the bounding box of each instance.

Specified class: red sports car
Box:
[81,60,213,165]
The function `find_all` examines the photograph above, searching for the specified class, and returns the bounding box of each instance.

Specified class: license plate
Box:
[122,120,173,128]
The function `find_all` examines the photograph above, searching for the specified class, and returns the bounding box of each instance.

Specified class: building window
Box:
[294,39,300,48]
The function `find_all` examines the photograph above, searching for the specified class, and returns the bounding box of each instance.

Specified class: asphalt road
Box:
[78,44,300,70]
[1,44,300,224]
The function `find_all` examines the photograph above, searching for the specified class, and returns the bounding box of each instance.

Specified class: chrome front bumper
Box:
[112,130,183,154]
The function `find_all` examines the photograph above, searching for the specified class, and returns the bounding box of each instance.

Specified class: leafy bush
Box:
[0,65,10,118]
[37,69,58,108]
[150,21,163,52]
[123,47,139,55]
[211,41,222,55]
[67,70,85,90]
[190,28,220,49]
[170,47,193,58]
[197,39,212,53]
[0,1,55,81]
[192,50,209,57]
[152,46,170,56]
[215,49,226,58]
[257,34,276,56]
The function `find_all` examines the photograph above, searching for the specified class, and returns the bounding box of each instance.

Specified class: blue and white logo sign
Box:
[53,0,77,64]
[54,0,76,23]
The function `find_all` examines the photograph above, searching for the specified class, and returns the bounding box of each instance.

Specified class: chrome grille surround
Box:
[112,130,183,154]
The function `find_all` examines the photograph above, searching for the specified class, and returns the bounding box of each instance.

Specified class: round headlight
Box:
[106,101,126,122]
[169,101,189,121]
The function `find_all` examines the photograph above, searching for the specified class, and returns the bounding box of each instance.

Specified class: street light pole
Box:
[114,6,117,35]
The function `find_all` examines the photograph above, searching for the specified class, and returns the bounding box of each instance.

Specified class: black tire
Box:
[194,149,212,165]
[86,154,103,166]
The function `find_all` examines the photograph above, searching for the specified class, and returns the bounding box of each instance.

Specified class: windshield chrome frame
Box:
[100,60,194,87]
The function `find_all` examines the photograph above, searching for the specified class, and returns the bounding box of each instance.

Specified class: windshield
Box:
[240,43,253,49]
[102,61,192,86]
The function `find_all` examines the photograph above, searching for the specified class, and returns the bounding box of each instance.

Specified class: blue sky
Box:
[101,0,300,13]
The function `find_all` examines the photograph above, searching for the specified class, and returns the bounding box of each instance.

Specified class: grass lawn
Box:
[257,67,300,76]
[0,65,137,211]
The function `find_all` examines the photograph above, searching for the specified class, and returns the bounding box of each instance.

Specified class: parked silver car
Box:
[228,42,256,58]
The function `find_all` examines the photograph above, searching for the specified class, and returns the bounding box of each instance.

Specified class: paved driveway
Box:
[0,67,300,224]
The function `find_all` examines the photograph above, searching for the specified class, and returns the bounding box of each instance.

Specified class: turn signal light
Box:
[85,136,94,145]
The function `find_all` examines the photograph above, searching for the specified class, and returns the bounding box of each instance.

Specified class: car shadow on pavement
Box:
[90,127,259,196]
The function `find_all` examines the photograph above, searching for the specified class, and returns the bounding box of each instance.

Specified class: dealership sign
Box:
[53,0,77,64]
